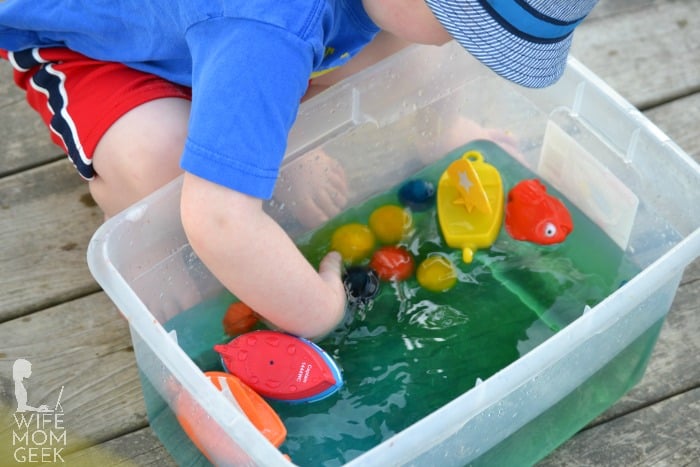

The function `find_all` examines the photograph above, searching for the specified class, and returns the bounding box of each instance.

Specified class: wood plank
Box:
[0,58,24,108]
[585,0,657,21]
[539,386,700,465]
[0,61,60,177]
[573,0,700,109]
[645,92,700,160]
[62,427,176,467]
[0,292,147,457]
[0,160,103,322]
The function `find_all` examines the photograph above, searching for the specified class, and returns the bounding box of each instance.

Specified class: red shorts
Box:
[0,47,192,180]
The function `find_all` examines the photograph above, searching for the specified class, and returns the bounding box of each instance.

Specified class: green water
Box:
[469,317,663,466]
[149,141,640,466]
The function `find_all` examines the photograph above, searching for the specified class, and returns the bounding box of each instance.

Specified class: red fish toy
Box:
[505,179,573,245]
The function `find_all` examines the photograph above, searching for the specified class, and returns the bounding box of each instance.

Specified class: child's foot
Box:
[273,148,349,229]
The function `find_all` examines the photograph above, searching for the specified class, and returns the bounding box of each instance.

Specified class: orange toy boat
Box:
[176,371,287,463]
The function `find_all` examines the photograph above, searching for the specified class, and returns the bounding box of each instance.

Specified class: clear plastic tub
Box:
[88,41,700,465]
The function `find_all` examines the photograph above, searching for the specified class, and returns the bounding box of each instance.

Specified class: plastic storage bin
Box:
[88,41,700,466]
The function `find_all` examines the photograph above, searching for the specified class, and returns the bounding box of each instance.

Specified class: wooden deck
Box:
[1,0,698,465]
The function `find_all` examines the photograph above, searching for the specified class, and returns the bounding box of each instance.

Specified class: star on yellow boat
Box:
[437,150,504,263]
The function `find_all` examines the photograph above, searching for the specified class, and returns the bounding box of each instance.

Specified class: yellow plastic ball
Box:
[417,254,458,292]
[368,205,413,244]
[330,223,375,263]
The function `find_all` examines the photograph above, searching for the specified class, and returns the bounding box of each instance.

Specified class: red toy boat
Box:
[214,330,343,403]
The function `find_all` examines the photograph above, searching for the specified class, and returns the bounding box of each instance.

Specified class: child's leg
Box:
[1,47,192,218]
[88,30,406,221]
[89,97,190,217]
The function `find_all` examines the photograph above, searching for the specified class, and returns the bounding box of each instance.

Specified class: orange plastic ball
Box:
[222,302,259,336]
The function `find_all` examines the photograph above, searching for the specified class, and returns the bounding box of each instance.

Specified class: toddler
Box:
[0,0,598,339]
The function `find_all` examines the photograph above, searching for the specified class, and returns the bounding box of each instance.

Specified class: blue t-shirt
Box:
[0,0,379,198]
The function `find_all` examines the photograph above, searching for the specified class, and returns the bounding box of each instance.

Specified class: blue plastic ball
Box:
[398,179,436,211]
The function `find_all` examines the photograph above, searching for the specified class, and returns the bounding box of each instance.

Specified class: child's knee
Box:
[94,97,189,175]
[91,98,190,215]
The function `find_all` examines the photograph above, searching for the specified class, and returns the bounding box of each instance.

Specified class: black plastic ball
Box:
[342,266,380,303]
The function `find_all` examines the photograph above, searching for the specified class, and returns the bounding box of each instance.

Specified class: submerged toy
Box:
[368,205,412,244]
[206,371,287,445]
[437,151,504,263]
[398,179,436,211]
[330,223,375,263]
[175,371,287,463]
[343,265,380,303]
[417,254,458,292]
[215,330,343,404]
[369,246,415,281]
[222,302,259,336]
[504,179,573,245]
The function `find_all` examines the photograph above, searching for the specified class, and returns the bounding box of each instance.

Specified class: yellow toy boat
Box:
[437,150,504,263]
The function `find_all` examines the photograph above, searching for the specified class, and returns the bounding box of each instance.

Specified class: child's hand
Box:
[312,250,346,339]
[318,250,343,292]
[274,148,348,229]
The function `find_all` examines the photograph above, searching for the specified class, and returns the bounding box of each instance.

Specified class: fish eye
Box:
[544,222,557,237]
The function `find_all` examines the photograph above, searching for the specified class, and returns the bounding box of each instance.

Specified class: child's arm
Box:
[181,172,346,340]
